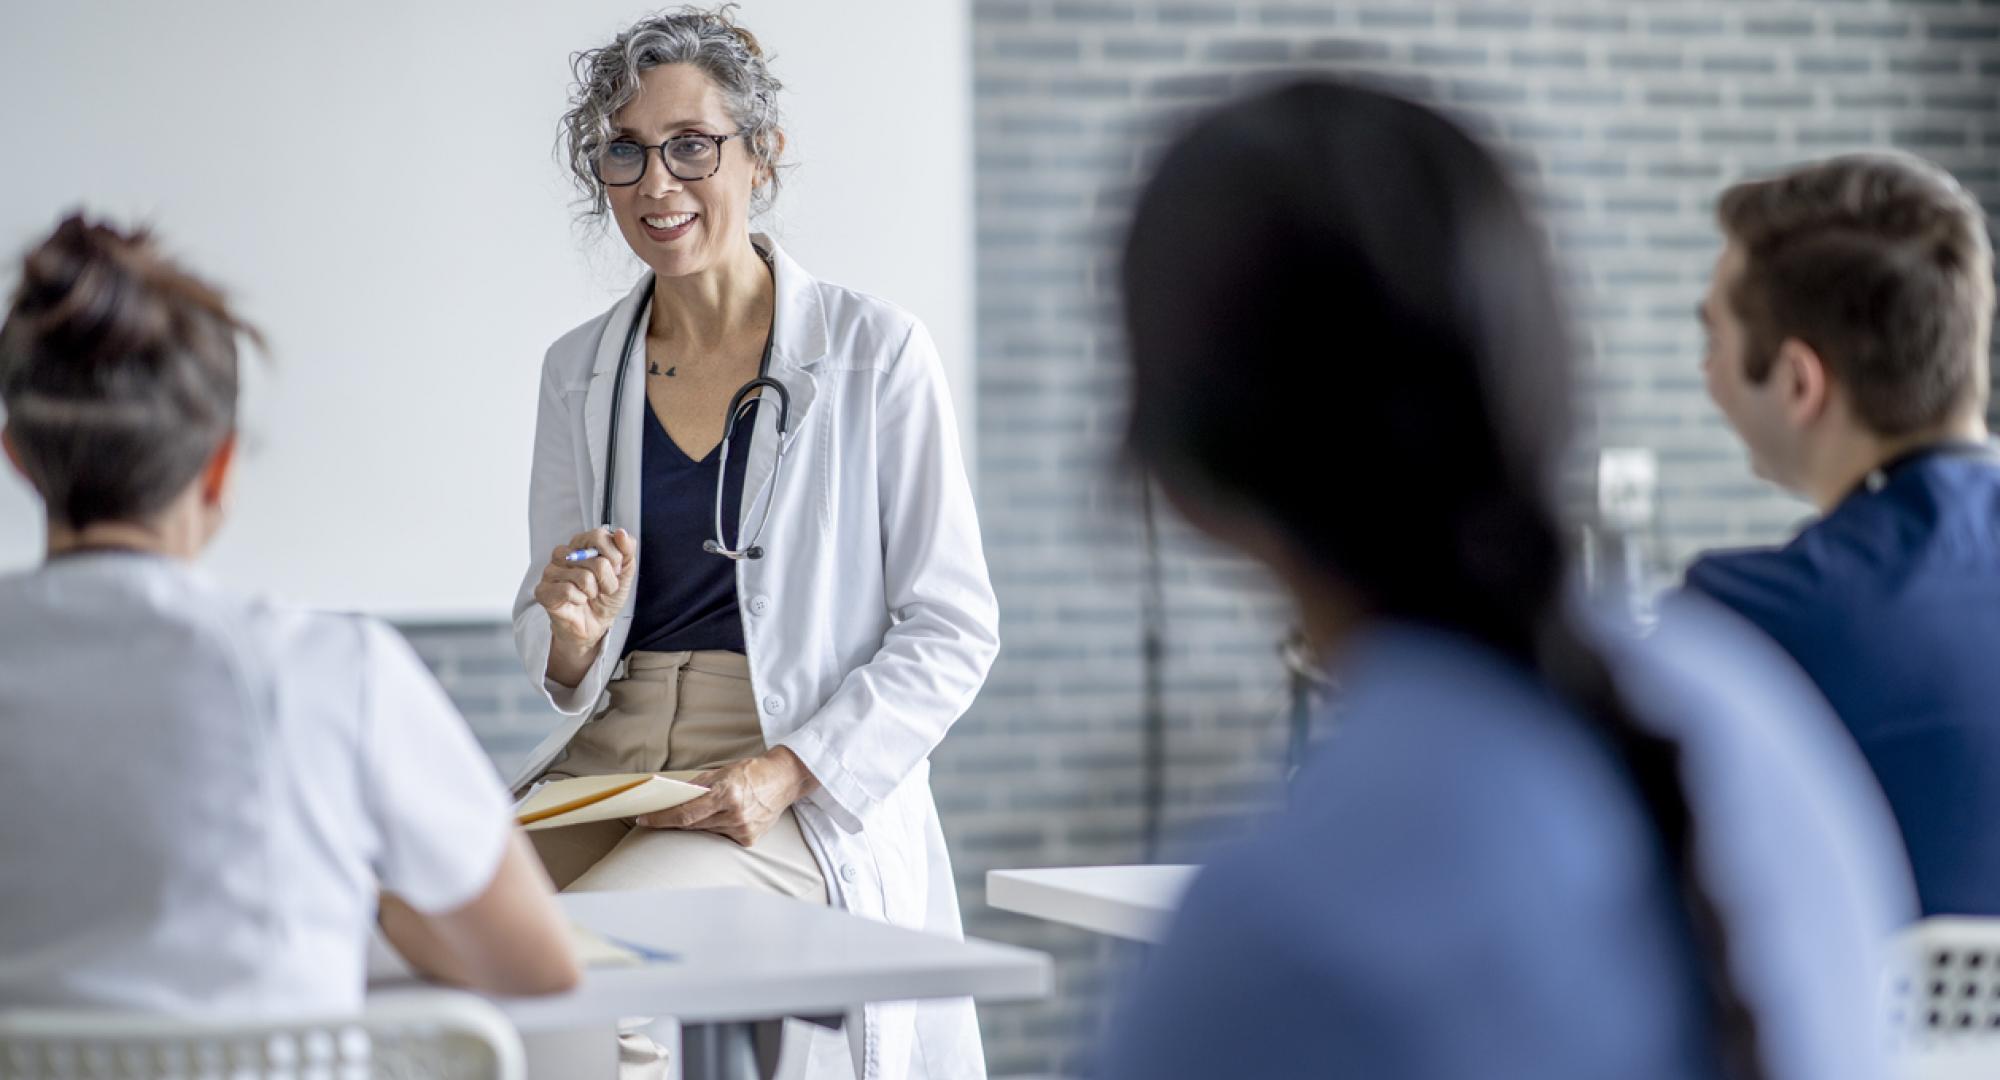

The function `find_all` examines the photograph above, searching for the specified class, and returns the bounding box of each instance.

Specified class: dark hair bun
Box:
[12,215,176,386]
[0,212,260,527]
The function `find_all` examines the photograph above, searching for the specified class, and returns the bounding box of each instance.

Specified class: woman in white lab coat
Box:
[510,10,998,1079]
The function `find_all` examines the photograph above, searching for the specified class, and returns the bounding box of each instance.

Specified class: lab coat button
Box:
[763,695,786,714]
[749,594,771,616]
[840,863,859,883]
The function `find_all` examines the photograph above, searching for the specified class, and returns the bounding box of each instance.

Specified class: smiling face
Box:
[602,63,764,280]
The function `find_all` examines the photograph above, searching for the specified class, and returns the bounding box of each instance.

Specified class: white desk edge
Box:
[374,888,1052,1030]
[986,866,1198,945]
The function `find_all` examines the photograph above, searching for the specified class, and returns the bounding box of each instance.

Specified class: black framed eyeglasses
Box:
[592,131,746,186]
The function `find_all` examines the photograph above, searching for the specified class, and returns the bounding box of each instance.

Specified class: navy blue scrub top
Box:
[622,397,756,657]
[1686,444,2000,915]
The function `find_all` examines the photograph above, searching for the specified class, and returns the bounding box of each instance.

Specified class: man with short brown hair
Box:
[1687,151,1998,915]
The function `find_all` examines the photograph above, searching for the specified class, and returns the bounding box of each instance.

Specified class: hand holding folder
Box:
[514,772,708,831]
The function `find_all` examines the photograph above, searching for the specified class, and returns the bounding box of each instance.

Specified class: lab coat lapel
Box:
[739,236,827,533]
[584,277,653,531]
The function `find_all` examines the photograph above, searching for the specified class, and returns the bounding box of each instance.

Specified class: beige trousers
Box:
[530,650,831,1080]
[531,649,827,904]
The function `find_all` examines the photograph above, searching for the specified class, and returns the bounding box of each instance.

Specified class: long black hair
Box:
[1121,80,1764,1080]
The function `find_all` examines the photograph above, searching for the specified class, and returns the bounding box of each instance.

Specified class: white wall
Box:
[0,0,972,620]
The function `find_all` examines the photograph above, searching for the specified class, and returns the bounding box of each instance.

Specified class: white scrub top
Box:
[0,552,512,1016]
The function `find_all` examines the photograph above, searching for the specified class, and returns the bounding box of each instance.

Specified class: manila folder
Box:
[515,773,707,831]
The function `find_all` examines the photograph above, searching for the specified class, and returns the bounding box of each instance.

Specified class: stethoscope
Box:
[599,269,791,561]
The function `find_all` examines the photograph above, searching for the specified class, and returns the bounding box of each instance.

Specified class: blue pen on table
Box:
[602,933,679,964]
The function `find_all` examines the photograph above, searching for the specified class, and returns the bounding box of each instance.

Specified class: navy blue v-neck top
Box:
[622,398,756,657]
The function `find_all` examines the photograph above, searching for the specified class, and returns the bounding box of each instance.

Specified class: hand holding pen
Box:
[534,526,638,654]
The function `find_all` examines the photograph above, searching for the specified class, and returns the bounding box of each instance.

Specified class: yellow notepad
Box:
[514,772,708,831]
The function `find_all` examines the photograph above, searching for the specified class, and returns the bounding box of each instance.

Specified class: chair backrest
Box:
[1886,916,2000,1080]
[0,987,523,1080]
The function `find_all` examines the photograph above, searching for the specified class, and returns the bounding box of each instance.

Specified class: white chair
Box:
[1886,917,2000,1080]
[0,988,523,1080]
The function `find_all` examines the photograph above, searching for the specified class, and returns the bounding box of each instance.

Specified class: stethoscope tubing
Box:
[600,270,791,561]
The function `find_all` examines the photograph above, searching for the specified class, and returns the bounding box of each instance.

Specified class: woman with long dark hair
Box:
[1102,81,1910,1079]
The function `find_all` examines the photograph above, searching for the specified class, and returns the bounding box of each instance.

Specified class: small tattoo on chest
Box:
[648,363,676,378]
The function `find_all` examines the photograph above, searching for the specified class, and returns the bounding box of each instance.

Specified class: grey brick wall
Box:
[964,1,1998,1075]
[402,2,2000,1076]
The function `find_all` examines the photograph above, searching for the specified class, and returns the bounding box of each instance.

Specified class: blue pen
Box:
[601,932,678,964]
[564,547,600,563]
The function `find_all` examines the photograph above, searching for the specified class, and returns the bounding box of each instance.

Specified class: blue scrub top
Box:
[1687,444,2000,916]
[1098,601,1909,1080]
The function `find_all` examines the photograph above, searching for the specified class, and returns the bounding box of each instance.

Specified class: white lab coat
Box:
[509,236,1000,1080]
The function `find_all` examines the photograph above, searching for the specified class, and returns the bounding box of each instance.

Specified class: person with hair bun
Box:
[0,214,579,1015]
[1099,81,1912,1080]
[509,6,997,1078]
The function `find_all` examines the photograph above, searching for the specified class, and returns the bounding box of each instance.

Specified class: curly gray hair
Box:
[559,5,787,221]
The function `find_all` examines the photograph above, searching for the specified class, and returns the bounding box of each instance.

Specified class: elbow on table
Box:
[483,948,582,997]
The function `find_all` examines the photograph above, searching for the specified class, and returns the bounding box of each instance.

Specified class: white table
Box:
[986,866,1198,944]
[1897,1047,2000,1080]
[372,887,1050,1079]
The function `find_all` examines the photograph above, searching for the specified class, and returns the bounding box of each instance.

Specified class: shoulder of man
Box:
[1686,544,1802,609]
[1685,518,1854,633]
[1685,483,1921,630]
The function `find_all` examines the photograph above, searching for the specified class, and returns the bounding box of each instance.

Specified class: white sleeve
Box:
[358,619,513,914]
[513,343,619,717]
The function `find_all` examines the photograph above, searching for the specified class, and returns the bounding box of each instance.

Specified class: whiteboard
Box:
[0,0,971,620]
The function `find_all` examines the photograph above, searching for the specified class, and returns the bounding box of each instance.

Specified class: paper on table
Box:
[569,921,678,968]
[365,920,674,981]
[515,772,708,831]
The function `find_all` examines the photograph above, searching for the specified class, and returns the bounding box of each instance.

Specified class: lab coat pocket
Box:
[872,762,933,928]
